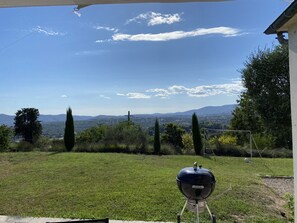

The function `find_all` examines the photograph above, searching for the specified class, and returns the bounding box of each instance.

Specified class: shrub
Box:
[34,136,52,151]
[74,142,153,154]
[218,134,238,145]
[0,125,12,152]
[252,133,276,150]
[212,144,247,157]
[50,139,66,152]
[160,144,176,155]
[182,133,194,155]
[103,122,148,149]
[76,125,107,143]
[16,141,34,152]
[258,148,292,158]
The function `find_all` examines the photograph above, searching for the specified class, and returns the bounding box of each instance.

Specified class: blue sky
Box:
[0,0,291,116]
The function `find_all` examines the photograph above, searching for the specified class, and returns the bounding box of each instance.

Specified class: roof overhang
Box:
[0,0,227,8]
[264,0,297,35]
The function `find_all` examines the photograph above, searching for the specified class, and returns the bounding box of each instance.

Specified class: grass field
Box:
[0,152,293,222]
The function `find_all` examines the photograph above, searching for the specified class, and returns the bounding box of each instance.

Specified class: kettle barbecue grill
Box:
[176,162,216,223]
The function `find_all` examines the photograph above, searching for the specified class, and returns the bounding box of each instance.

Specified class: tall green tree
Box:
[14,108,42,143]
[0,125,12,151]
[154,119,161,155]
[232,45,291,148]
[230,93,264,144]
[64,107,75,152]
[162,123,185,153]
[230,93,263,133]
[192,113,203,155]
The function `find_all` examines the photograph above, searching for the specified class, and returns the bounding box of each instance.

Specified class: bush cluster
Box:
[4,119,293,158]
[207,134,292,158]
[0,125,12,151]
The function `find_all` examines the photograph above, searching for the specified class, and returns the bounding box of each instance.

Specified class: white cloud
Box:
[61,95,68,98]
[117,93,125,96]
[147,80,244,98]
[117,92,150,99]
[112,27,242,42]
[126,12,182,26]
[146,88,170,99]
[33,26,65,36]
[127,93,151,99]
[117,81,243,100]
[100,95,111,99]
[94,26,119,33]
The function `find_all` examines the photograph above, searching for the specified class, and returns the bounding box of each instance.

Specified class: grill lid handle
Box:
[193,162,197,170]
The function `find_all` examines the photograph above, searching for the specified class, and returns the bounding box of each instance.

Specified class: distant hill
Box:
[0,114,97,127]
[0,104,237,138]
[148,104,237,117]
[0,114,14,126]
[40,114,94,123]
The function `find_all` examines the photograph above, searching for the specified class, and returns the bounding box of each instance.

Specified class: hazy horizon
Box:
[1,103,236,117]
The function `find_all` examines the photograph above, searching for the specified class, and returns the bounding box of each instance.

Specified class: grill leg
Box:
[196,201,199,223]
[177,200,188,223]
[177,214,181,223]
[212,215,216,223]
[206,203,216,223]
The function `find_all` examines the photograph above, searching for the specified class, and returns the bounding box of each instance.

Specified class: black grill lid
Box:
[177,163,215,183]
[176,162,216,200]
[177,164,215,185]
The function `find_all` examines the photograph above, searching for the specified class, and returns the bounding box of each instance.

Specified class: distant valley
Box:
[0,104,237,138]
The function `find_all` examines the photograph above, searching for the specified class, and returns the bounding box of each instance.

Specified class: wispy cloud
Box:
[110,27,243,42]
[60,95,68,98]
[100,95,111,99]
[94,26,119,33]
[33,26,65,36]
[116,81,243,99]
[126,12,182,26]
[75,50,107,56]
[117,92,151,99]
[146,80,244,98]
[95,39,113,43]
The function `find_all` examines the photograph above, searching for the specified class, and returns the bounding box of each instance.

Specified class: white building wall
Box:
[288,23,297,222]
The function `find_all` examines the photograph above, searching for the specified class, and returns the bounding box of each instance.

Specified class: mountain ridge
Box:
[0,104,237,126]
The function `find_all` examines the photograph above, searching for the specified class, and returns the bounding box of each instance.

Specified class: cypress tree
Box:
[192,113,203,155]
[154,119,161,155]
[64,107,75,152]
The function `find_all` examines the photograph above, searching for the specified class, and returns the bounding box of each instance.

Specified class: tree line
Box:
[0,44,292,155]
[0,107,204,155]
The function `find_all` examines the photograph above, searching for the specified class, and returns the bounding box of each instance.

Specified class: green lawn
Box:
[0,152,293,222]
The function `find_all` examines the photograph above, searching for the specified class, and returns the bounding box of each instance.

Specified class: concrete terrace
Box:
[0,216,172,223]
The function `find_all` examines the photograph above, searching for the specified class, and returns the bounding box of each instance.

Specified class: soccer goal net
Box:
[201,128,253,159]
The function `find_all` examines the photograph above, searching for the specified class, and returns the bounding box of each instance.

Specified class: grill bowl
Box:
[176,164,216,201]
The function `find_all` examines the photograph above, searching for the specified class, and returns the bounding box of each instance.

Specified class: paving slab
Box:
[0,216,172,223]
